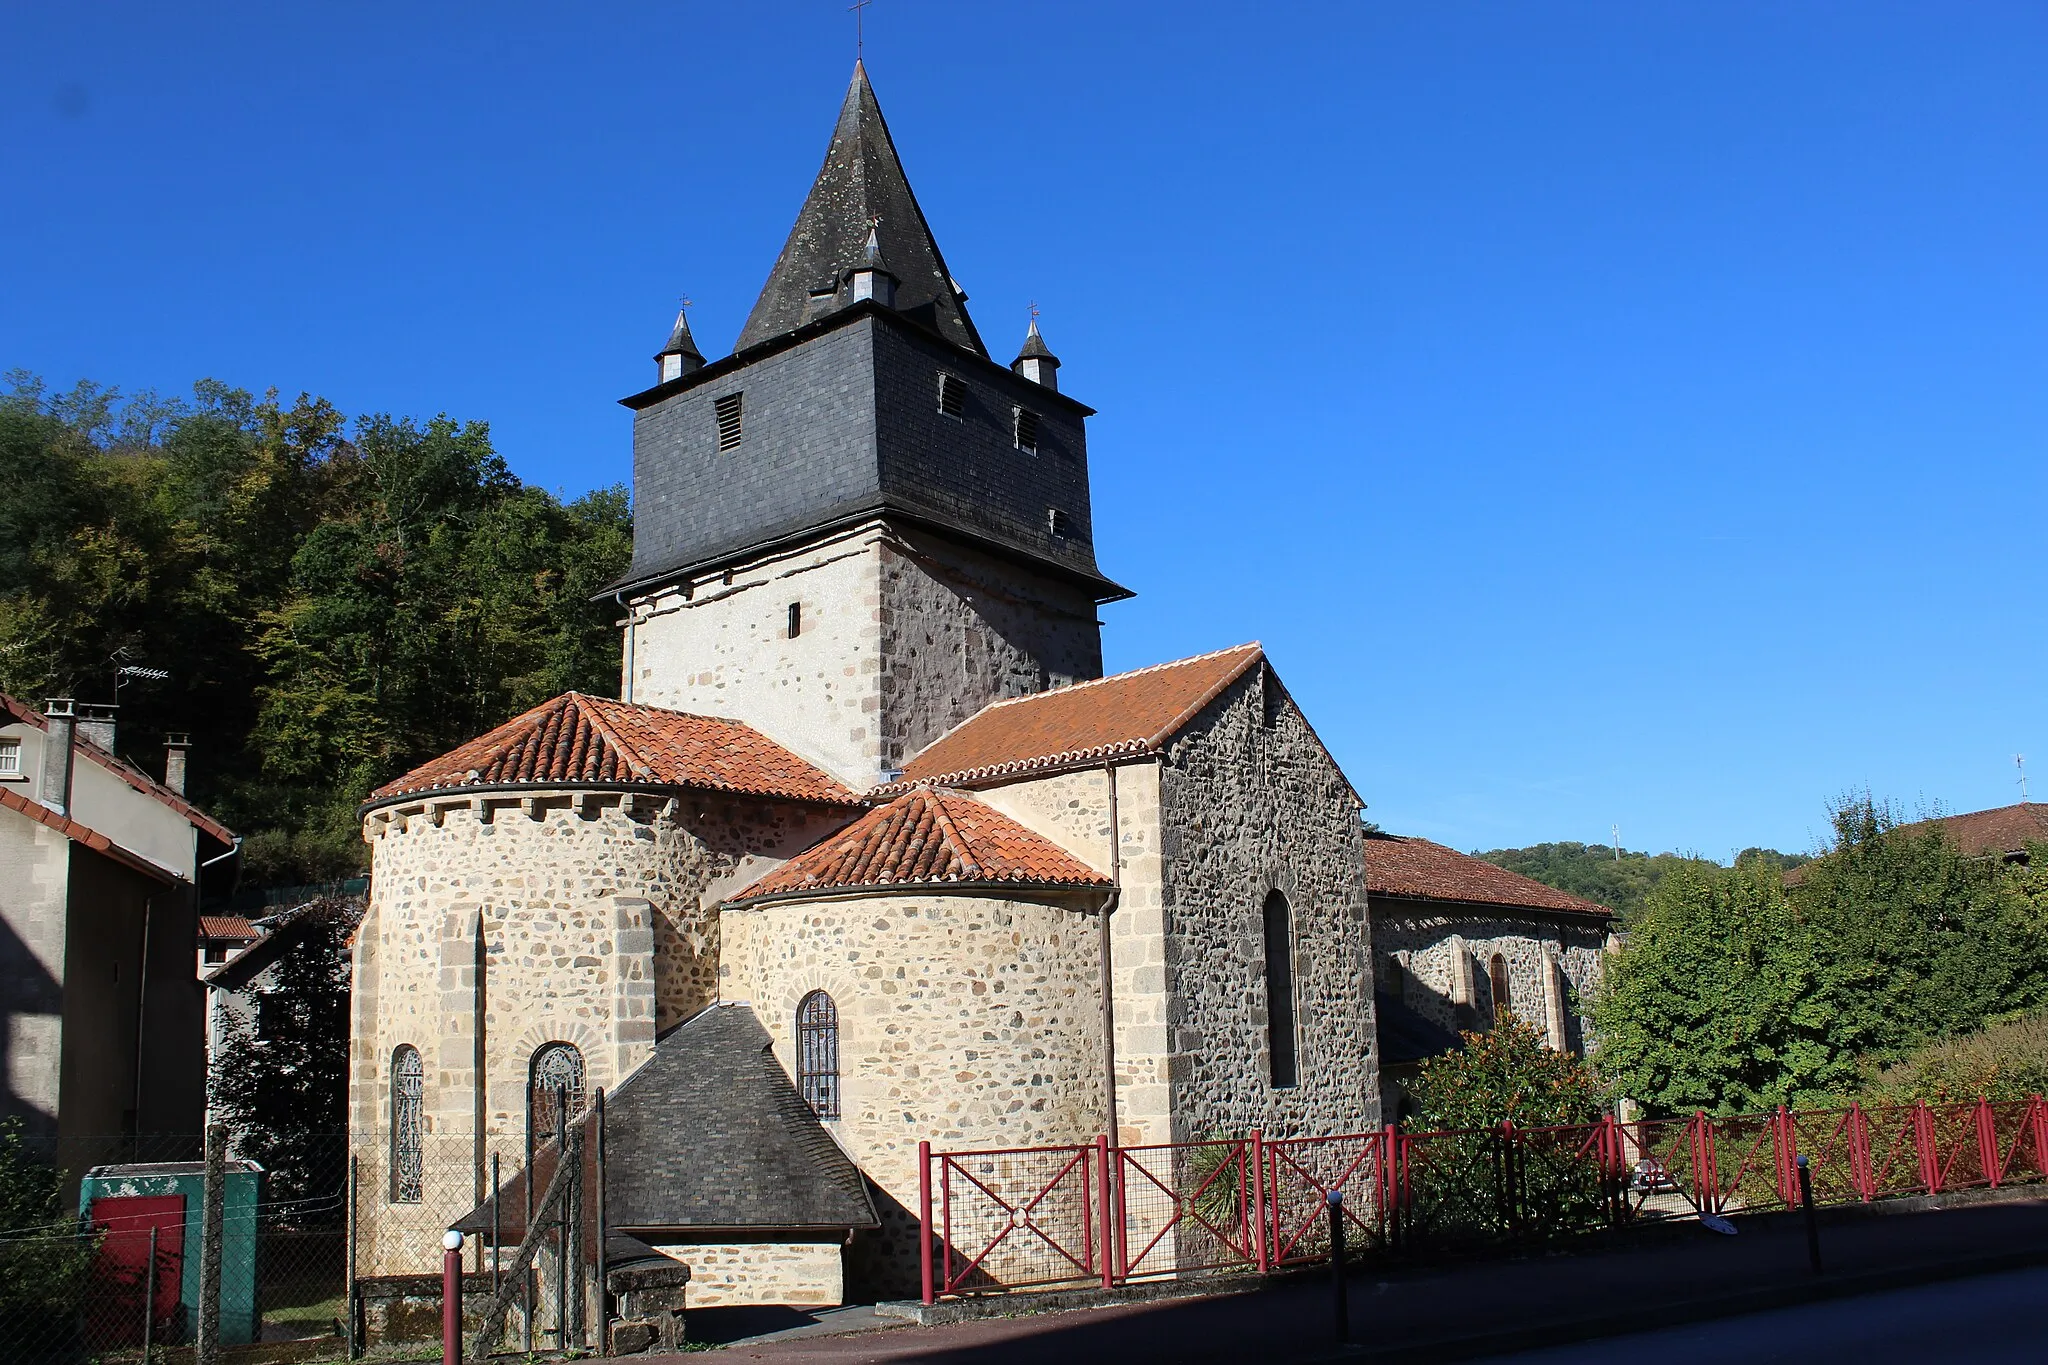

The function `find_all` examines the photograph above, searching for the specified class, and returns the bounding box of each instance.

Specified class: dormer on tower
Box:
[609,63,1130,789]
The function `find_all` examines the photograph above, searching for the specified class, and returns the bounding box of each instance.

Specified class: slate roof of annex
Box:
[1,693,236,846]
[888,643,1268,790]
[729,786,1111,905]
[456,1004,877,1237]
[366,692,859,808]
[1366,833,1613,919]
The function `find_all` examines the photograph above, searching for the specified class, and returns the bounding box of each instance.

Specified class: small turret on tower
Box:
[655,308,705,384]
[1012,318,1060,392]
[845,223,898,308]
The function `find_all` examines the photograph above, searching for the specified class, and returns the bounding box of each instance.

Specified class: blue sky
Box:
[4,3,2043,859]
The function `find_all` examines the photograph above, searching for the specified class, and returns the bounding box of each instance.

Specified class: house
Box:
[0,695,235,1145]
[1365,833,1615,1123]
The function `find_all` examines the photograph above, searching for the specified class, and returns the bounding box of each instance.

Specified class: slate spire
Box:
[1011,318,1060,391]
[735,62,986,357]
[654,307,705,384]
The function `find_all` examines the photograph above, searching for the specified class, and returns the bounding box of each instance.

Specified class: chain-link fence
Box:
[0,1129,351,1364]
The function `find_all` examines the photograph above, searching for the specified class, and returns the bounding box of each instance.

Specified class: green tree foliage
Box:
[0,374,630,883]
[0,1120,95,1347]
[1480,842,1811,921]
[1409,1017,1605,1131]
[1592,798,2048,1115]
[208,904,355,1205]
[1867,1012,2048,1105]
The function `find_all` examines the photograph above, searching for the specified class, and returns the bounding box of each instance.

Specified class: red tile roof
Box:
[1366,834,1612,919]
[199,915,261,942]
[728,787,1112,905]
[1901,803,2048,857]
[367,692,860,808]
[893,644,1267,789]
[0,786,181,885]
[1,693,235,845]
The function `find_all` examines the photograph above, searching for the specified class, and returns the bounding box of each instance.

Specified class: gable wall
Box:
[1157,669,1377,1141]
[0,814,72,1135]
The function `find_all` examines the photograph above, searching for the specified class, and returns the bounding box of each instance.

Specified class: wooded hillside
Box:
[0,373,630,887]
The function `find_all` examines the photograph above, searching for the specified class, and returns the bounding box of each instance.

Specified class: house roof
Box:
[365,692,861,809]
[198,915,260,942]
[891,643,1268,790]
[734,62,985,358]
[1901,803,2048,858]
[0,786,181,885]
[1366,833,1613,919]
[728,786,1111,906]
[455,1004,877,1238]
[0,694,235,845]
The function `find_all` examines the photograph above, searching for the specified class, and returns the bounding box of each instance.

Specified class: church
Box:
[347,63,1383,1307]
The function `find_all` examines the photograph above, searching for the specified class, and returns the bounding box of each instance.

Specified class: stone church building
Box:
[348,65,1590,1307]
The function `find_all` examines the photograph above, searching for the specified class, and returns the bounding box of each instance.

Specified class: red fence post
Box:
[1096,1134,1115,1290]
[1914,1101,1939,1195]
[1848,1103,1872,1201]
[2032,1096,2048,1180]
[1976,1099,1999,1188]
[441,1230,463,1365]
[918,1141,934,1306]
[1380,1123,1397,1246]
[1251,1130,1269,1274]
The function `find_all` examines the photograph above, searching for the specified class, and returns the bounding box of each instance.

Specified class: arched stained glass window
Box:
[1488,953,1512,1028]
[796,991,840,1120]
[1263,891,1298,1088]
[527,1043,586,1151]
[389,1045,424,1204]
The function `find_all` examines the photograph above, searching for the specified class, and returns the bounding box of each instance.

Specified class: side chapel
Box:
[348,64,1379,1304]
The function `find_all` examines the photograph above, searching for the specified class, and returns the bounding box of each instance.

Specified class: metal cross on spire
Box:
[849,0,873,58]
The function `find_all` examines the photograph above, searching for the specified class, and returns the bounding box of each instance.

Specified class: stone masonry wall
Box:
[648,1240,843,1308]
[1157,665,1378,1142]
[348,789,846,1274]
[1373,907,1608,1045]
[0,817,68,1136]
[719,888,1105,1295]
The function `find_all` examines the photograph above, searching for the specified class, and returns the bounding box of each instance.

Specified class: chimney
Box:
[164,732,192,797]
[76,702,118,753]
[39,699,77,817]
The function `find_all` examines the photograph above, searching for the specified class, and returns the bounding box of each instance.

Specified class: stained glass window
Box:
[528,1043,586,1150]
[390,1045,423,1204]
[796,991,840,1120]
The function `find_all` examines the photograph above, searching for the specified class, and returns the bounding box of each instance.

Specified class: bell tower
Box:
[611,65,1128,789]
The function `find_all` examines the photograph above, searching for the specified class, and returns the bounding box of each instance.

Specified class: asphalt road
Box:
[1474,1264,2048,1364]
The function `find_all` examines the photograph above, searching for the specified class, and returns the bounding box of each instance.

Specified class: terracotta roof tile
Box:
[893,644,1266,789]
[0,786,182,885]
[1,693,235,845]
[367,693,860,808]
[730,787,1111,904]
[1901,803,2048,858]
[199,915,260,941]
[1366,834,1612,919]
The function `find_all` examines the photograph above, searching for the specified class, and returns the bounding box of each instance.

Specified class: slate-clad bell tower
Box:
[613,64,1128,789]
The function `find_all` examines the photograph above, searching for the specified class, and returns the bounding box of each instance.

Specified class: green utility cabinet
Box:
[79,1159,263,1346]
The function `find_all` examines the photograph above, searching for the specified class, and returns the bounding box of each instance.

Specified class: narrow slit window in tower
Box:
[1488,953,1512,1027]
[389,1045,424,1203]
[715,392,745,450]
[787,601,802,639]
[1263,890,1298,1088]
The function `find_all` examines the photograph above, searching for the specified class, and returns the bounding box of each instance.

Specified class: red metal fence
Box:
[917,1096,2048,1302]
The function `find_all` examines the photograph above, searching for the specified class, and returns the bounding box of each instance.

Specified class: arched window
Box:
[1488,953,1512,1028]
[389,1045,423,1204]
[1263,891,1298,1088]
[527,1043,586,1151]
[796,991,841,1119]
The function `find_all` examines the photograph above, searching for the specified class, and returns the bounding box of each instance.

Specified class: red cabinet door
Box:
[87,1195,185,1346]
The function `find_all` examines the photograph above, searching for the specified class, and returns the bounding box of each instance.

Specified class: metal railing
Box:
[916,1095,2048,1302]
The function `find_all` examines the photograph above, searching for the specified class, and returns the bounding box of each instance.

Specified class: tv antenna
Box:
[1611,824,1621,861]
[2020,754,2030,803]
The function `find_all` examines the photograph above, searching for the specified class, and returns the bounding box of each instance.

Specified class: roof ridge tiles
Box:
[570,693,658,782]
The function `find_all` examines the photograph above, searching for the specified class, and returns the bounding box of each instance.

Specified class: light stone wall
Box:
[1156,666,1378,1142]
[0,815,70,1135]
[718,888,1106,1293]
[648,1241,843,1307]
[1373,906,1607,1057]
[348,788,849,1274]
[625,521,1103,791]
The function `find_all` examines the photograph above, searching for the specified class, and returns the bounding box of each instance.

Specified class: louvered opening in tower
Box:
[937,373,966,418]
[1014,406,1040,454]
[715,392,745,450]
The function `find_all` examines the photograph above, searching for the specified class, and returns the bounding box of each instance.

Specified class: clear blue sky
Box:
[4,3,2043,859]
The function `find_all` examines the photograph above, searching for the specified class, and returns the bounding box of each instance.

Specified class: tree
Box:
[1591,859,1859,1114]
[0,1120,95,1349]
[208,904,355,1208]
[1408,1017,1605,1132]
[1476,842,1752,920]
